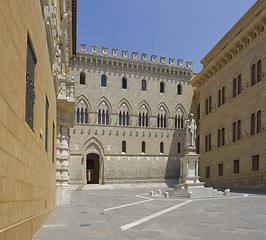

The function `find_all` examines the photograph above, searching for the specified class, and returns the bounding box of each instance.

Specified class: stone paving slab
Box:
[33,185,266,240]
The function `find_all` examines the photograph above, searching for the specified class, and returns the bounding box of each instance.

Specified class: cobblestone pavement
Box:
[33,184,266,240]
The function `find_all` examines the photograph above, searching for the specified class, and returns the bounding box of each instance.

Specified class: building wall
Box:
[0,0,58,239]
[69,46,193,184]
[191,0,266,189]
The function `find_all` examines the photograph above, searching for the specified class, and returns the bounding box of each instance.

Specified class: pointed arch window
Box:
[157,106,167,128]
[138,105,149,127]
[175,108,184,129]
[141,80,146,91]
[76,99,88,124]
[80,72,85,85]
[101,75,107,87]
[98,101,109,125]
[119,103,130,126]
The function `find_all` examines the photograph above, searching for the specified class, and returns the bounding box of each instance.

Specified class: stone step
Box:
[169,186,224,199]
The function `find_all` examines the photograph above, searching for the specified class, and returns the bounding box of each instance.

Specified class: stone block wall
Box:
[0,1,57,239]
[192,1,266,189]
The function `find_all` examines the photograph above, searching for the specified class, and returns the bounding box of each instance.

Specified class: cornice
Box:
[191,8,266,89]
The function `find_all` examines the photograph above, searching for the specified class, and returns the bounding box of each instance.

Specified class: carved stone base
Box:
[56,188,70,207]
[178,150,200,185]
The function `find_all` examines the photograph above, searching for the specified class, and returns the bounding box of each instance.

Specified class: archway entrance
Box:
[86,153,99,184]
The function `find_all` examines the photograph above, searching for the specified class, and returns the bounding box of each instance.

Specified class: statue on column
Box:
[186,113,197,149]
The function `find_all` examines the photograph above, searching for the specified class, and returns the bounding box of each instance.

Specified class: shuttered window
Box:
[25,36,36,129]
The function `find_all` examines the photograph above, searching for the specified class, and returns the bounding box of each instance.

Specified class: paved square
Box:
[33,185,266,240]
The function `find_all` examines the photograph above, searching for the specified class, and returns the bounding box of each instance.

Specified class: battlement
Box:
[79,44,193,69]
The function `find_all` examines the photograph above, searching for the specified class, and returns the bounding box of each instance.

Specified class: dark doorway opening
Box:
[86,153,99,184]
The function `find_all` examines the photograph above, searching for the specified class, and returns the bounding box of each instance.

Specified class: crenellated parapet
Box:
[70,44,193,80]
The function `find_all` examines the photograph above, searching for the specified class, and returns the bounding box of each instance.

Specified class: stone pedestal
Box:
[175,147,204,189]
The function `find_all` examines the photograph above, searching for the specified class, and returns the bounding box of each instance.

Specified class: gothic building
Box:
[69,44,193,184]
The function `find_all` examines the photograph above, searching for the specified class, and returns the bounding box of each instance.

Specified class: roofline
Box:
[72,0,77,56]
[201,0,263,67]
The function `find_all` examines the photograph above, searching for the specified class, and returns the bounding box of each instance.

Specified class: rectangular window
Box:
[237,120,241,140]
[251,113,255,135]
[257,60,261,83]
[238,75,242,94]
[45,97,49,152]
[232,122,236,142]
[218,163,223,176]
[217,129,221,147]
[209,96,212,113]
[218,89,221,107]
[177,142,181,154]
[251,64,256,86]
[208,134,211,151]
[160,142,164,154]
[222,128,225,145]
[25,36,36,129]
[122,141,126,153]
[196,136,200,154]
[222,87,225,104]
[257,110,261,133]
[205,135,208,152]
[142,141,146,154]
[205,99,208,115]
[232,79,236,98]
[52,123,55,163]
[252,155,259,171]
[197,104,200,120]
[233,160,239,174]
[206,166,210,178]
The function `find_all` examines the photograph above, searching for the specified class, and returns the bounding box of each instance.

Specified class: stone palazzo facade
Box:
[191,0,266,188]
[69,44,193,184]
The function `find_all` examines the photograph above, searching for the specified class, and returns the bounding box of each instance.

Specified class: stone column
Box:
[56,125,61,188]
[60,126,69,188]
[56,124,70,206]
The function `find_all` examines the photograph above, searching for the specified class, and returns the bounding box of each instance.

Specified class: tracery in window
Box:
[138,104,149,127]
[98,101,109,125]
[175,107,184,129]
[119,103,130,126]
[157,105,167,128]
[76,99,89,124]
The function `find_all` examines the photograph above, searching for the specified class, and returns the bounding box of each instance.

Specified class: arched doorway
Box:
[86,153,99,184]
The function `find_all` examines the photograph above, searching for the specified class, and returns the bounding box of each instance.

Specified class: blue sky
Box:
[77,0,257,73]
